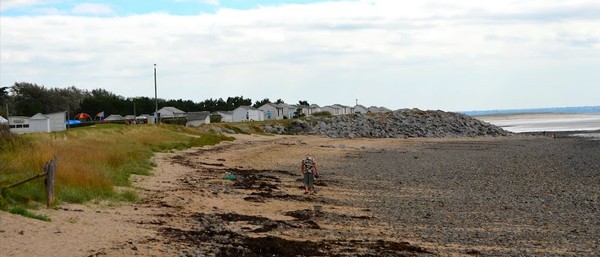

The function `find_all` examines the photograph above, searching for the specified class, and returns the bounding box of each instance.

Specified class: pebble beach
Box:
[326,136,600,256]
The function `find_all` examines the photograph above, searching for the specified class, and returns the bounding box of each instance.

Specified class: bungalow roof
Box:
[30,113,49,120]
[187,111,211,121]
[159,106,186,114]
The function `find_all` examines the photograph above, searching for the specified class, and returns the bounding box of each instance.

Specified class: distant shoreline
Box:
[462,106,600,117]
[475,112,600,133]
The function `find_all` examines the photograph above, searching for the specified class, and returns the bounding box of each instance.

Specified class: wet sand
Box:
[476,113,600,133]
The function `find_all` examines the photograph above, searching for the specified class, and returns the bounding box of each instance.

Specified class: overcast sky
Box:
[1,0,599,111]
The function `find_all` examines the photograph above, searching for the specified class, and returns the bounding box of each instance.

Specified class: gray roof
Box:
[333,104,352,108]
[187,111,211,121]
[137,114,153,119]
[236,105,258,110]
[30,113,49,120]
[158,106,186,114]
[214,111,233,115]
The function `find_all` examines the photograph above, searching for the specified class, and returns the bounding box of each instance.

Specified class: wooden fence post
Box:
[45,158,57,208]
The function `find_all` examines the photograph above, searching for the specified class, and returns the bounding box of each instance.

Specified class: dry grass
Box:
[0,124,233,209]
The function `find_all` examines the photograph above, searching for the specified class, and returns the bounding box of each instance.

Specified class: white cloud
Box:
[0,0,40,11]
[71,3,114,16]
[1,0,600,110]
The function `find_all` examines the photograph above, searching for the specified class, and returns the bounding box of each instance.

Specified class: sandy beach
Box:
[1,134,599,256]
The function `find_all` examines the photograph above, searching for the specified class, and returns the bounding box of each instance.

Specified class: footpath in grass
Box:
[0,124,233,219]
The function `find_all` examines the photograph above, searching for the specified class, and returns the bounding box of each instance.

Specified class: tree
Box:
[293,108,306,118]
[11,83,47,116]
[275,99,285,104]
[253,98,271,108]
[0,87,10,116]
[298,100,309,106]
[226,96,252,110]
[79,88,126,117]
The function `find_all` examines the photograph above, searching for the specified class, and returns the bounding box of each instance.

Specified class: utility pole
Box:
[154,64,158,124]
[5,103,9,126]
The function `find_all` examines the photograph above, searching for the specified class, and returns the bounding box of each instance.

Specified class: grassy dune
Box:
[0,124,233,214]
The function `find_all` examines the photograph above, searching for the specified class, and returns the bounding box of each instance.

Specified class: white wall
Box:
[217,113,233,123]
[259,104,286,120]
[30,119,50,133]
[232,107,248,122]
[186,116,210,127]
[8,116,31,134]
[248,110,264,121]
[47,112,66,132]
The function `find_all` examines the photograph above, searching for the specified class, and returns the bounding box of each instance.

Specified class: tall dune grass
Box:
[0,124,233,209]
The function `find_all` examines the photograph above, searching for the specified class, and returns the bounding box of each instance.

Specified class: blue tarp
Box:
[66,120,81,125]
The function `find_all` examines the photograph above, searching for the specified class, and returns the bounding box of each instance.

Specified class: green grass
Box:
[6,206,51,222]
[0,123,233,216]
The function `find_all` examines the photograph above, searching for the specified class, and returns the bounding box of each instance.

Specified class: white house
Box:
[214,111,233,123]
[292,105,310,117]
[136,114,154,124]
[0,116,7,124]
[233,106,264,122]
[354,105,369,114]
[368,106,382,113]
[321,105,343,115]
[307,104,321,115]
[156,107,186,119]
[8,116,31,134]
[284,104,299,118]
[186,111,211,127]
[9,112,65,134]
[333,104,354,115]
[29,113,51,133]
[258,103,287,120]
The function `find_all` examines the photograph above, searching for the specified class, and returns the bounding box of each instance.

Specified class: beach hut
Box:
[214,111,233,123]
[8,116,31,134]
[258,103,287,120]
[186,111,211,127]
[155,107,186,119]
[307,104,321,115]
[321,105,342,115]
[354,105,369,114]
[29,113,51,133]
[136,114,153,124]
[368,106,382,113]
[232,106,264,122]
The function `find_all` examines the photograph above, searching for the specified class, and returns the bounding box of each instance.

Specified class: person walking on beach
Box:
[301,153,320,194]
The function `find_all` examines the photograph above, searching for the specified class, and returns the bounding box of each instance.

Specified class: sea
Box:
[461,106,600,137]
[462,106,600,116]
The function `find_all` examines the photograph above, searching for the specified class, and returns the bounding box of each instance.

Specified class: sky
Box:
[1,0,599,112]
